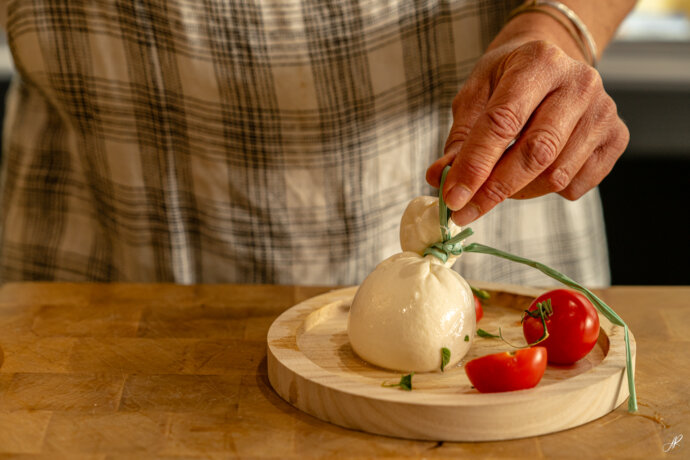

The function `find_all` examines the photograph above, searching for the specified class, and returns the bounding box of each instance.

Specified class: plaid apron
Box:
[0,0,610,286]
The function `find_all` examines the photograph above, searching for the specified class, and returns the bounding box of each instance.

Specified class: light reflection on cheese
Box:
[347,196,475,373]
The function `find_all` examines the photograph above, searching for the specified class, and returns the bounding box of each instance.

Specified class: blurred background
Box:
[595,0,690,285]
[0,0,687,285]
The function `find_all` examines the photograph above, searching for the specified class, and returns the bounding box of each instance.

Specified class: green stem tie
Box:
[425,165,637,412]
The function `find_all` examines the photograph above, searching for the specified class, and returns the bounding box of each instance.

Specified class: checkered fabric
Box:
[0,0,610,286]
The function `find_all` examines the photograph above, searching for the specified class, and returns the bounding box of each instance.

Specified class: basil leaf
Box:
[477,328,500,338]
[382,372,414,391]
[399,373,413,391]
[440,347,451,371]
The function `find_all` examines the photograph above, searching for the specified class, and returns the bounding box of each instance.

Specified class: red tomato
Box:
[465,347,547,393]
[474,294,483,322]
[522,289,600,364]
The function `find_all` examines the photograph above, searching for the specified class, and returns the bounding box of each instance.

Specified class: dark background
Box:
[597,39,690,285]
[598,83,690,285]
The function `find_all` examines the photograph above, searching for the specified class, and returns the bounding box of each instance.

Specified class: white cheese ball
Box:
[399,196,463,267]
[347,251,475,372]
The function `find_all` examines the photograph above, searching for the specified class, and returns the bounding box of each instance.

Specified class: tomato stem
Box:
[497,327,526,348]
[523,299,553,321]
[521,299,552,346]
[514,298,554,347]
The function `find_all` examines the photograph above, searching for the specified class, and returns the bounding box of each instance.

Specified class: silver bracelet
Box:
[534,1,598,67]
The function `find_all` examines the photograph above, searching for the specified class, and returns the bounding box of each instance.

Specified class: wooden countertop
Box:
[0,283,687,458]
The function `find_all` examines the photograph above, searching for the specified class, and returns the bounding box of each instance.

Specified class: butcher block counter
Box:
[0,283,687,458]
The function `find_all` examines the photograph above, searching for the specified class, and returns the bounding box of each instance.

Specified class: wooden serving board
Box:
[267,282,635,442]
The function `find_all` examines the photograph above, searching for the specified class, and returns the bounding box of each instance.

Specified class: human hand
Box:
[426,37,629,226]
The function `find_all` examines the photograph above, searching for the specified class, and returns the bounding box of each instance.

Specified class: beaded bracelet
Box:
[507,0,598,67]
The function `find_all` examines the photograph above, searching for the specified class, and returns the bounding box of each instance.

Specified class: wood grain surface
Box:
[267,284,633,441]
[0,282,688,458]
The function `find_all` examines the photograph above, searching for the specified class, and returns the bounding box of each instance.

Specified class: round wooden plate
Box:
[267,282,635,441]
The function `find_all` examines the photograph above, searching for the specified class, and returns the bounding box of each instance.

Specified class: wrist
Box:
[488,10,589,64]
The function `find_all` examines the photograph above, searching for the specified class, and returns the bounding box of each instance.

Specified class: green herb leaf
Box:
[464,335,469,342]
[382,372,414,391]
[471,286,490,300]
[476,328,500,338]
[399,373,413,390]
[441,347,451,371]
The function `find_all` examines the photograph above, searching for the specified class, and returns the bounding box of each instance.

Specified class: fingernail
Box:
[452,203,481,226]
[445,184,472,211]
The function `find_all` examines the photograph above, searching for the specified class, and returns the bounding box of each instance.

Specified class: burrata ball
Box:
[347,251,475,372]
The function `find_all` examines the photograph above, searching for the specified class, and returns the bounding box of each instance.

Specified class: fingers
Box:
[559,118,629,200]
[442,42,570,212]
[449,84,589,224]
[510,117,596,200]
[429,40,627,226]
[514,94,624,200]
[511,92,609,199]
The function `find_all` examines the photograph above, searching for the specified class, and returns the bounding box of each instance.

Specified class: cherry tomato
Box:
[474,294,483,322]
[465,347,547,393]
[522,289,600,364]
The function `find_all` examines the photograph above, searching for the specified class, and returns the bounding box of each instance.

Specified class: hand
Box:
[426,38,629,226]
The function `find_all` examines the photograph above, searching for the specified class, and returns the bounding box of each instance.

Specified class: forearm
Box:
[489,1,637,64]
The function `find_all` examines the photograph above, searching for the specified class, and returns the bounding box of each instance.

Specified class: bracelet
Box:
[538,1,598,66]
[507,0,598,67]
